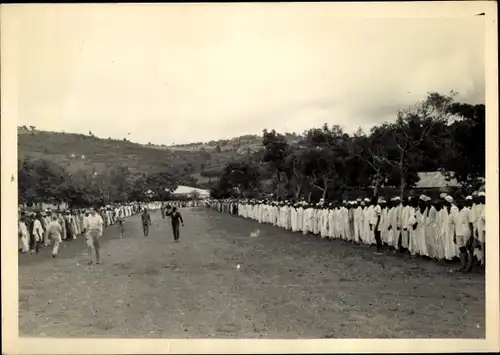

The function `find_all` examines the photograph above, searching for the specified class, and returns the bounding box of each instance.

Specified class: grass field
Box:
[18,208,485,338]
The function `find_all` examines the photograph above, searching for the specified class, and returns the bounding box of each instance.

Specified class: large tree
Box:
[443,102,485,191]
[261,129,291,199]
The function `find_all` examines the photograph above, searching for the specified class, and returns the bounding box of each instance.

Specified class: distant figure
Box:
[160,203,166,219]
[141,208,152,236]
[170,207,184,241]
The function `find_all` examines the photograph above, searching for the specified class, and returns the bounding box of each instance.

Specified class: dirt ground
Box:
[18,208,485,338]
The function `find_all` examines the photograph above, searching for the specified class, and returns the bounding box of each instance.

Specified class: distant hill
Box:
[17,127,301,188]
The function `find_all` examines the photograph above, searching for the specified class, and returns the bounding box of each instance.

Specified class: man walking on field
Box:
[46,214,64,258]
[141,207,152,236]
[168,207,184,241]
[85,207,104,265]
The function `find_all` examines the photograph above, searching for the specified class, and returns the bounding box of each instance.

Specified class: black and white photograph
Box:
[1,2,498,354]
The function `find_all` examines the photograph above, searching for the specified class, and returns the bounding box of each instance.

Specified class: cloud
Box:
[9,4,486,144]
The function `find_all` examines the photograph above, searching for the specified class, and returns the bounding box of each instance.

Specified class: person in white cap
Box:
[441,195,458,260]
[470,192,485,265]
[389,197,403,251]
[454,196,475,272]
[353,200,363,244]
[325,202,334,240]
[477,191,486,265]
[432,197,445,259]
[362,199,371,245]
[377,197,388,246]
[400,197,415,253]
[408,195,427,256]
[369,196,383,254]
[425,197,438,259]
[296,201,305,233]
[45,213,63,258]
[303,202,313,235]
[320,203,330,239]
[348,201,356,242]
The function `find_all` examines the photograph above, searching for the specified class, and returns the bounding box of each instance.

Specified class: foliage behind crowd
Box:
[209,92,485,202]
[18,91,484,206]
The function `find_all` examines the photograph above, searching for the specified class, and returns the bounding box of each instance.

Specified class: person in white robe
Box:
[297,202,305,233]
[401,198,415,252]
[409,196,428,256]
[425,198,438,259]
[19,214,30,253]
[442,195,459,260]
[369,197,383,254]
[302,204,311,235]
[476,191,486,265]
[348,201,356,242]
[454,196,475,272]
[322,204,331,238]
[341,201,351,241]
[285,202,293,230]
[311,204,320,235]
[327,203,335,239]
[377,199,388,246]
[471,192,484,265]
[433,199,446,260]
[362,200,372,245]
[353,200,363,244]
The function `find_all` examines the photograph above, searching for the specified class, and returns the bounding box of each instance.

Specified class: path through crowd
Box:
[18,208,485,338]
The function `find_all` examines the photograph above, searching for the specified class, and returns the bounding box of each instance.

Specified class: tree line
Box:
[210,92,485,201]
[18,160,180,208]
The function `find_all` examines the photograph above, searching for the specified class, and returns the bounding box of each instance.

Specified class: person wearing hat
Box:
[45,213,63,258]
[452,196,474,272]
[377,198,389,247]
[32,212,44,254]
[303,202,314,236]
[353,200,363,244]
[476,191,486,265]
[362,199,371,245]
[319,202,329,239]
[409,195,429,257]
[425,197,439,259]
[470,192,485,265]
[18,212,30,253]
[85,207,104,265]
[387,197,401,251]
[368,196,383,254]
[348,201,356,243]
[400,197,414,253]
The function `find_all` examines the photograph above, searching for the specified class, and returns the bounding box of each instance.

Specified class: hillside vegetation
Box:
[17,128,300,187]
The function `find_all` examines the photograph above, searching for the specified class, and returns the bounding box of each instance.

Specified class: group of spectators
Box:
[204,191,486,273]
[18,203,142,258]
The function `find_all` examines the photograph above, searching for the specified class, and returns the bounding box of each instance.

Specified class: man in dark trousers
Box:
[141,207,152,237]
[169,207,184,241]
[160,203,166,219]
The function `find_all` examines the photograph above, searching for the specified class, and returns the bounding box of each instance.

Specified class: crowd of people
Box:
[17,200,197,262]
[18,202,151,260]
[204,191,486,273]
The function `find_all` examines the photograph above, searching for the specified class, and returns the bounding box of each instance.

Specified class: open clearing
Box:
[19,208,485,338]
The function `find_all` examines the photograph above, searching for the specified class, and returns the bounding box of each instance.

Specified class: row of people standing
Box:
[205,192,486,273]
[18,203,141,256]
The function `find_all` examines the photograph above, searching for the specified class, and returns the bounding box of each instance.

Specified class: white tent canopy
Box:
[172,185,210,198]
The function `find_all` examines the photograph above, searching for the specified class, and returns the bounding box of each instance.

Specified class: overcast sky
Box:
[9,4,486,145]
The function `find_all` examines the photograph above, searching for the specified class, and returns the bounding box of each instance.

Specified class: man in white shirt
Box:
[32,213,45,254]
[46,214,63,258]
[370,197,383,255]
[85,207,104,265]
[455,196,475,272]
[477,191,486,266]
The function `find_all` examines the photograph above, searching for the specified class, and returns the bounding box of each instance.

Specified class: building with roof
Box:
[171,185,210,199]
